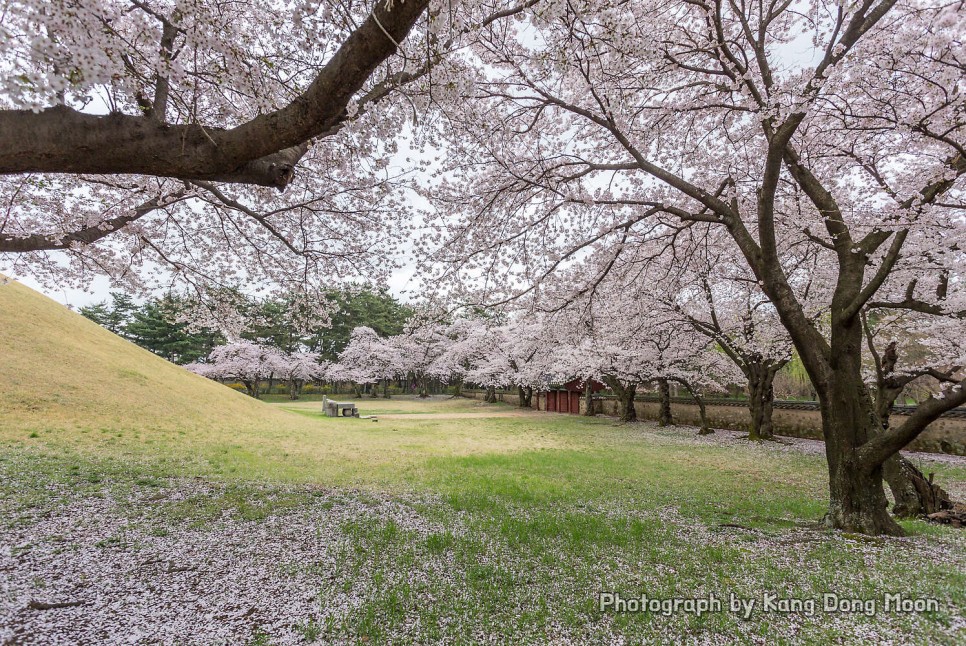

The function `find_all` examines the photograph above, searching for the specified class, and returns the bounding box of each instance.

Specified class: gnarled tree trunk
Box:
[517,384,533,408]
[878,397,953,518]
[583,380,596,417]
[867,339,955,517]
[657,378,673,427]
[883,456,952,517]
[484,385,497,403]
[603,376,637,422]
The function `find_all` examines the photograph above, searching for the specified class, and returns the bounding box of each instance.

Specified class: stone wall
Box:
[466,390,966,455]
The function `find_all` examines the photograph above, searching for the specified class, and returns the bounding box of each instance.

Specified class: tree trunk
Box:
[288,379,300,400]
[871,363,952,517]
[583,380,596,417]
[484,385,497,403]
[382,378,391,399]
[242,380,259,398]
[825,450,901,535]
[746,365,776,440]
[675,379,712,435]
[517,384,534,408]
[619,384,637,422]
[452,377,464,398]
[695,396,712,435]
[883,455,952,518]
[657,378,672,427]
[821,317,903,536]
[604,376,637,423]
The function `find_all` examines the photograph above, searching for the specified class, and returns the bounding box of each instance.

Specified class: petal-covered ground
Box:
[2,404,964,645]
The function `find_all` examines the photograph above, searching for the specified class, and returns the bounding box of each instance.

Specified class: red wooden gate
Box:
[536,380,605,415]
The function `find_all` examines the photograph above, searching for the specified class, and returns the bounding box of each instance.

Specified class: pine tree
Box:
[125,295,221,364]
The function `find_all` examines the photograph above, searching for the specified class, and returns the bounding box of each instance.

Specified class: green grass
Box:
[2,396,964,643]
[0,277,325,438]
[1,280,963,642]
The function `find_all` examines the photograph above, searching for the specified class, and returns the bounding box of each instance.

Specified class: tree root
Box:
[886,456,955,518]
[925,507,966,528]
[27,599,86,610]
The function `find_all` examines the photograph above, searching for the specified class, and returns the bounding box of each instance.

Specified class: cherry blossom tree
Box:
[0,1,541,295]
[187,340,286,398]
[478,317,551,407]
[392,318,450,397]
[330,325,405,397]
[426,316,492,397]
[280,351,326,400]
[0,0,429,291]
[661,239,799,440]
[539,273,739,428]
[423,0,966,534]
[861,305,964,516]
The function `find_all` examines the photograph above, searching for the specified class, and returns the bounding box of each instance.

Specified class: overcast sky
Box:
[7,261,420,310]
[2,133,428,310]
[3,13,828,312]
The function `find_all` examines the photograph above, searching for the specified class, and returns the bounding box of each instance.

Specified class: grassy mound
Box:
[0,278,555,481]
[0,282,963,643]
[0,277,300,434]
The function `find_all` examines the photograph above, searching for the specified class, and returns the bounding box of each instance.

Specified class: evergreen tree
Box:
[241,296,306,354]
[309,288,413,361]
[125,295,222,364]
[79,292,136,335]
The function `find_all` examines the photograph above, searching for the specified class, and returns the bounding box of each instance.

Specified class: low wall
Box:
[467,390,966,456]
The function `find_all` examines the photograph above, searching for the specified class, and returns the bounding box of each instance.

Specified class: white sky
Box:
[1,7,828,310]
[9,265,420,310]
[1,122,427,309]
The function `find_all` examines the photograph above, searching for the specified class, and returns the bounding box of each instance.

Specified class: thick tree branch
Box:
[0,0,430,189]
[0,192,183,252]
[859,379,966,468]
[842,229,908,321]
[866,297,966,318]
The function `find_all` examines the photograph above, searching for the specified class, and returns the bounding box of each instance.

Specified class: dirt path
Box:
[374,411,537,420]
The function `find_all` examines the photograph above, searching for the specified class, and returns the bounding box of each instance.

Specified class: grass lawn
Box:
[1,395,964,645]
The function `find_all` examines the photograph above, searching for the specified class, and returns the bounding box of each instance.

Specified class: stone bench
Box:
[322,396,359,418]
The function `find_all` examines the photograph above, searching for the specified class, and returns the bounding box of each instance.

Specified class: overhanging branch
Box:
[0,192,183,252]
[0,0,431,189]
[859,379,966,468]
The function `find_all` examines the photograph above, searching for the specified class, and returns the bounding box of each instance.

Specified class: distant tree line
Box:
[80,293,221,365]
[79,287,413,366]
